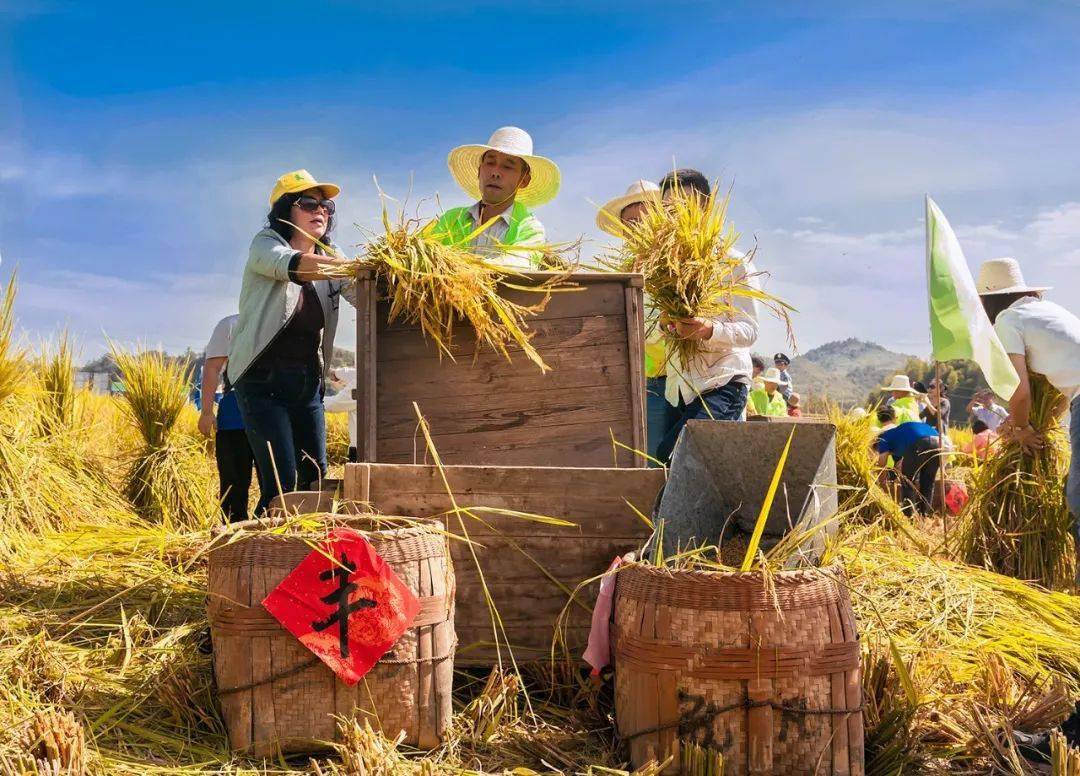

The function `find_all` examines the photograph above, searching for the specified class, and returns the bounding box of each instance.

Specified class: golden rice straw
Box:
[611,180,794,371]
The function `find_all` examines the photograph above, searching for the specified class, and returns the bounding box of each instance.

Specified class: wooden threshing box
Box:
[353,270,646,467]
[345,462,667,663]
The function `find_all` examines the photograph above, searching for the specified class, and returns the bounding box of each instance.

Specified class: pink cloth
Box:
[583,556,624,674]
[963,430,998,460]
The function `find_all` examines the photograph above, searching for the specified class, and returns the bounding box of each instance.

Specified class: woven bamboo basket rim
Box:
[616,562,847,611]
[207,513,449,568]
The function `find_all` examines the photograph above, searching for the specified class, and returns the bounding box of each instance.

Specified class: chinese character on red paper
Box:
[262,528,420,685]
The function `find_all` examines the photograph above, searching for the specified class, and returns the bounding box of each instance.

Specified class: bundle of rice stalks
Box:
[15,708,86,776]
[840,538,1080,697]
[0,275,25,408]
[113,348,217,529]
[951,654,1074,775]
[826,404,909,528]
[329,717,417,776]
[958,373,1077,590]
[611,183,793,370]
[1052,730,1080,776]
[0,521,228,772]
[861,641,935,775]
[35,335,75,437]
[453,669,521,745]
[352,207,575,372]
[679,740,723,775]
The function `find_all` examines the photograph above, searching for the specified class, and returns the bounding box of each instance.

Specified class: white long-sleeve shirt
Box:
[664,256,761,406]
[323,367,357,449]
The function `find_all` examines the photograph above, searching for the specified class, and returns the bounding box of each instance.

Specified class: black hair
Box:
[751,354,766,371]
[972,419,989,434]
[877,406,896,424]
[659,168,710,198]
[267,192,336,244]
[912,380,928,394]
[980,291,1039,324]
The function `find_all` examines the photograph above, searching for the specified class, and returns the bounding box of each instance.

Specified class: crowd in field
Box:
[187,126,1079,569]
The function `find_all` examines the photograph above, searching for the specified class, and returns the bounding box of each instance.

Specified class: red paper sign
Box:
[262,528,420,685]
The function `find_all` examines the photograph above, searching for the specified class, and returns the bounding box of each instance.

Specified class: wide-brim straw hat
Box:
[596,179,661,236]
[881,374,918,394]
[760,367,790,386]
[447,126,560,207]
[976,257,1051,295]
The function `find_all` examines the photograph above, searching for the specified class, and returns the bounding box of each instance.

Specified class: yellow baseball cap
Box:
[269,169,341,206]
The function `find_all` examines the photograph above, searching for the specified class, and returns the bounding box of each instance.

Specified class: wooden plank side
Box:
[375,281,629,335]
[368,497,659,537]
[377,342,631,400]
[623,285,647,462]
[376,422,637,468]
[378,314,627,362]
[377,384,632,441]
[355,463,665,496]
[357,464,665,662]
[355,276,378,461]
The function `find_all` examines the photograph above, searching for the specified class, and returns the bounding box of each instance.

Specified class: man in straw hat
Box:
[598,180,666,460]
[976,257,1080,526]
[435,126,560,269]
[747,367,789,417]
[880,375,923,425]
[653,168,761,464]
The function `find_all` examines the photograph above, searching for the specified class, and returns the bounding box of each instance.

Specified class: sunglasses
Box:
[293,195,336,215]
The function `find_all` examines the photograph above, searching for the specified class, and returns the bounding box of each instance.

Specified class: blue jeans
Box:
[646,376,668,466]
[655,380,750,465]
[233,363,327,515]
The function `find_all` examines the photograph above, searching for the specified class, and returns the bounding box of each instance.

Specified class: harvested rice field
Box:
[0,279,1077,776]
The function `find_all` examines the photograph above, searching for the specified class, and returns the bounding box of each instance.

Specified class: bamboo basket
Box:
[613,564,863,776]
[207,515,455,757]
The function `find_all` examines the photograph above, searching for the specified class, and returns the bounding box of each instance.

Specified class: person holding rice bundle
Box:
[228,170,357,515]
[434,126,559,268]
[598,179,665,460]
[652,168,761,463]
[747,367,789,417]
[976,257,1080,524]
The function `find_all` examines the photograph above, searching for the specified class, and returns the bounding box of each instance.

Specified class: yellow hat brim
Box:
[596,190,661,237]
[270,180,341,206]
[447,145,560,207]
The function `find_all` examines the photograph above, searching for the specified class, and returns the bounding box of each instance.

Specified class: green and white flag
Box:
[925,195,1019,399]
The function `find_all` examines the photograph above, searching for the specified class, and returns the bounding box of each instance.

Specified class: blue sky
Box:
[3,1,1080,360]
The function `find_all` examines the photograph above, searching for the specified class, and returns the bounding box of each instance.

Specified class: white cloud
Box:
[7,82,1080,360]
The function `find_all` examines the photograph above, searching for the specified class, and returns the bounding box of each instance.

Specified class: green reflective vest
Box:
[891,396,922,425]
[748,388,788,417]
[431,202,544,265]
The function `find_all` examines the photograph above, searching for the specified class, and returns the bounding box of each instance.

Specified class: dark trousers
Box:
[656,380,750,465]
[233,363,327,515]
[214,428,255,522]
[899,436,941,516]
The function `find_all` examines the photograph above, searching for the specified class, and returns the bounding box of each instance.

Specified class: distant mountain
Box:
[785,338,915,406]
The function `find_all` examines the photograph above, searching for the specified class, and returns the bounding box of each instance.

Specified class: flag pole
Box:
[935,360,949,553]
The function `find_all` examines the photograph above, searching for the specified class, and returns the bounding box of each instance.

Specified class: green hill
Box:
[786,338,915,406]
